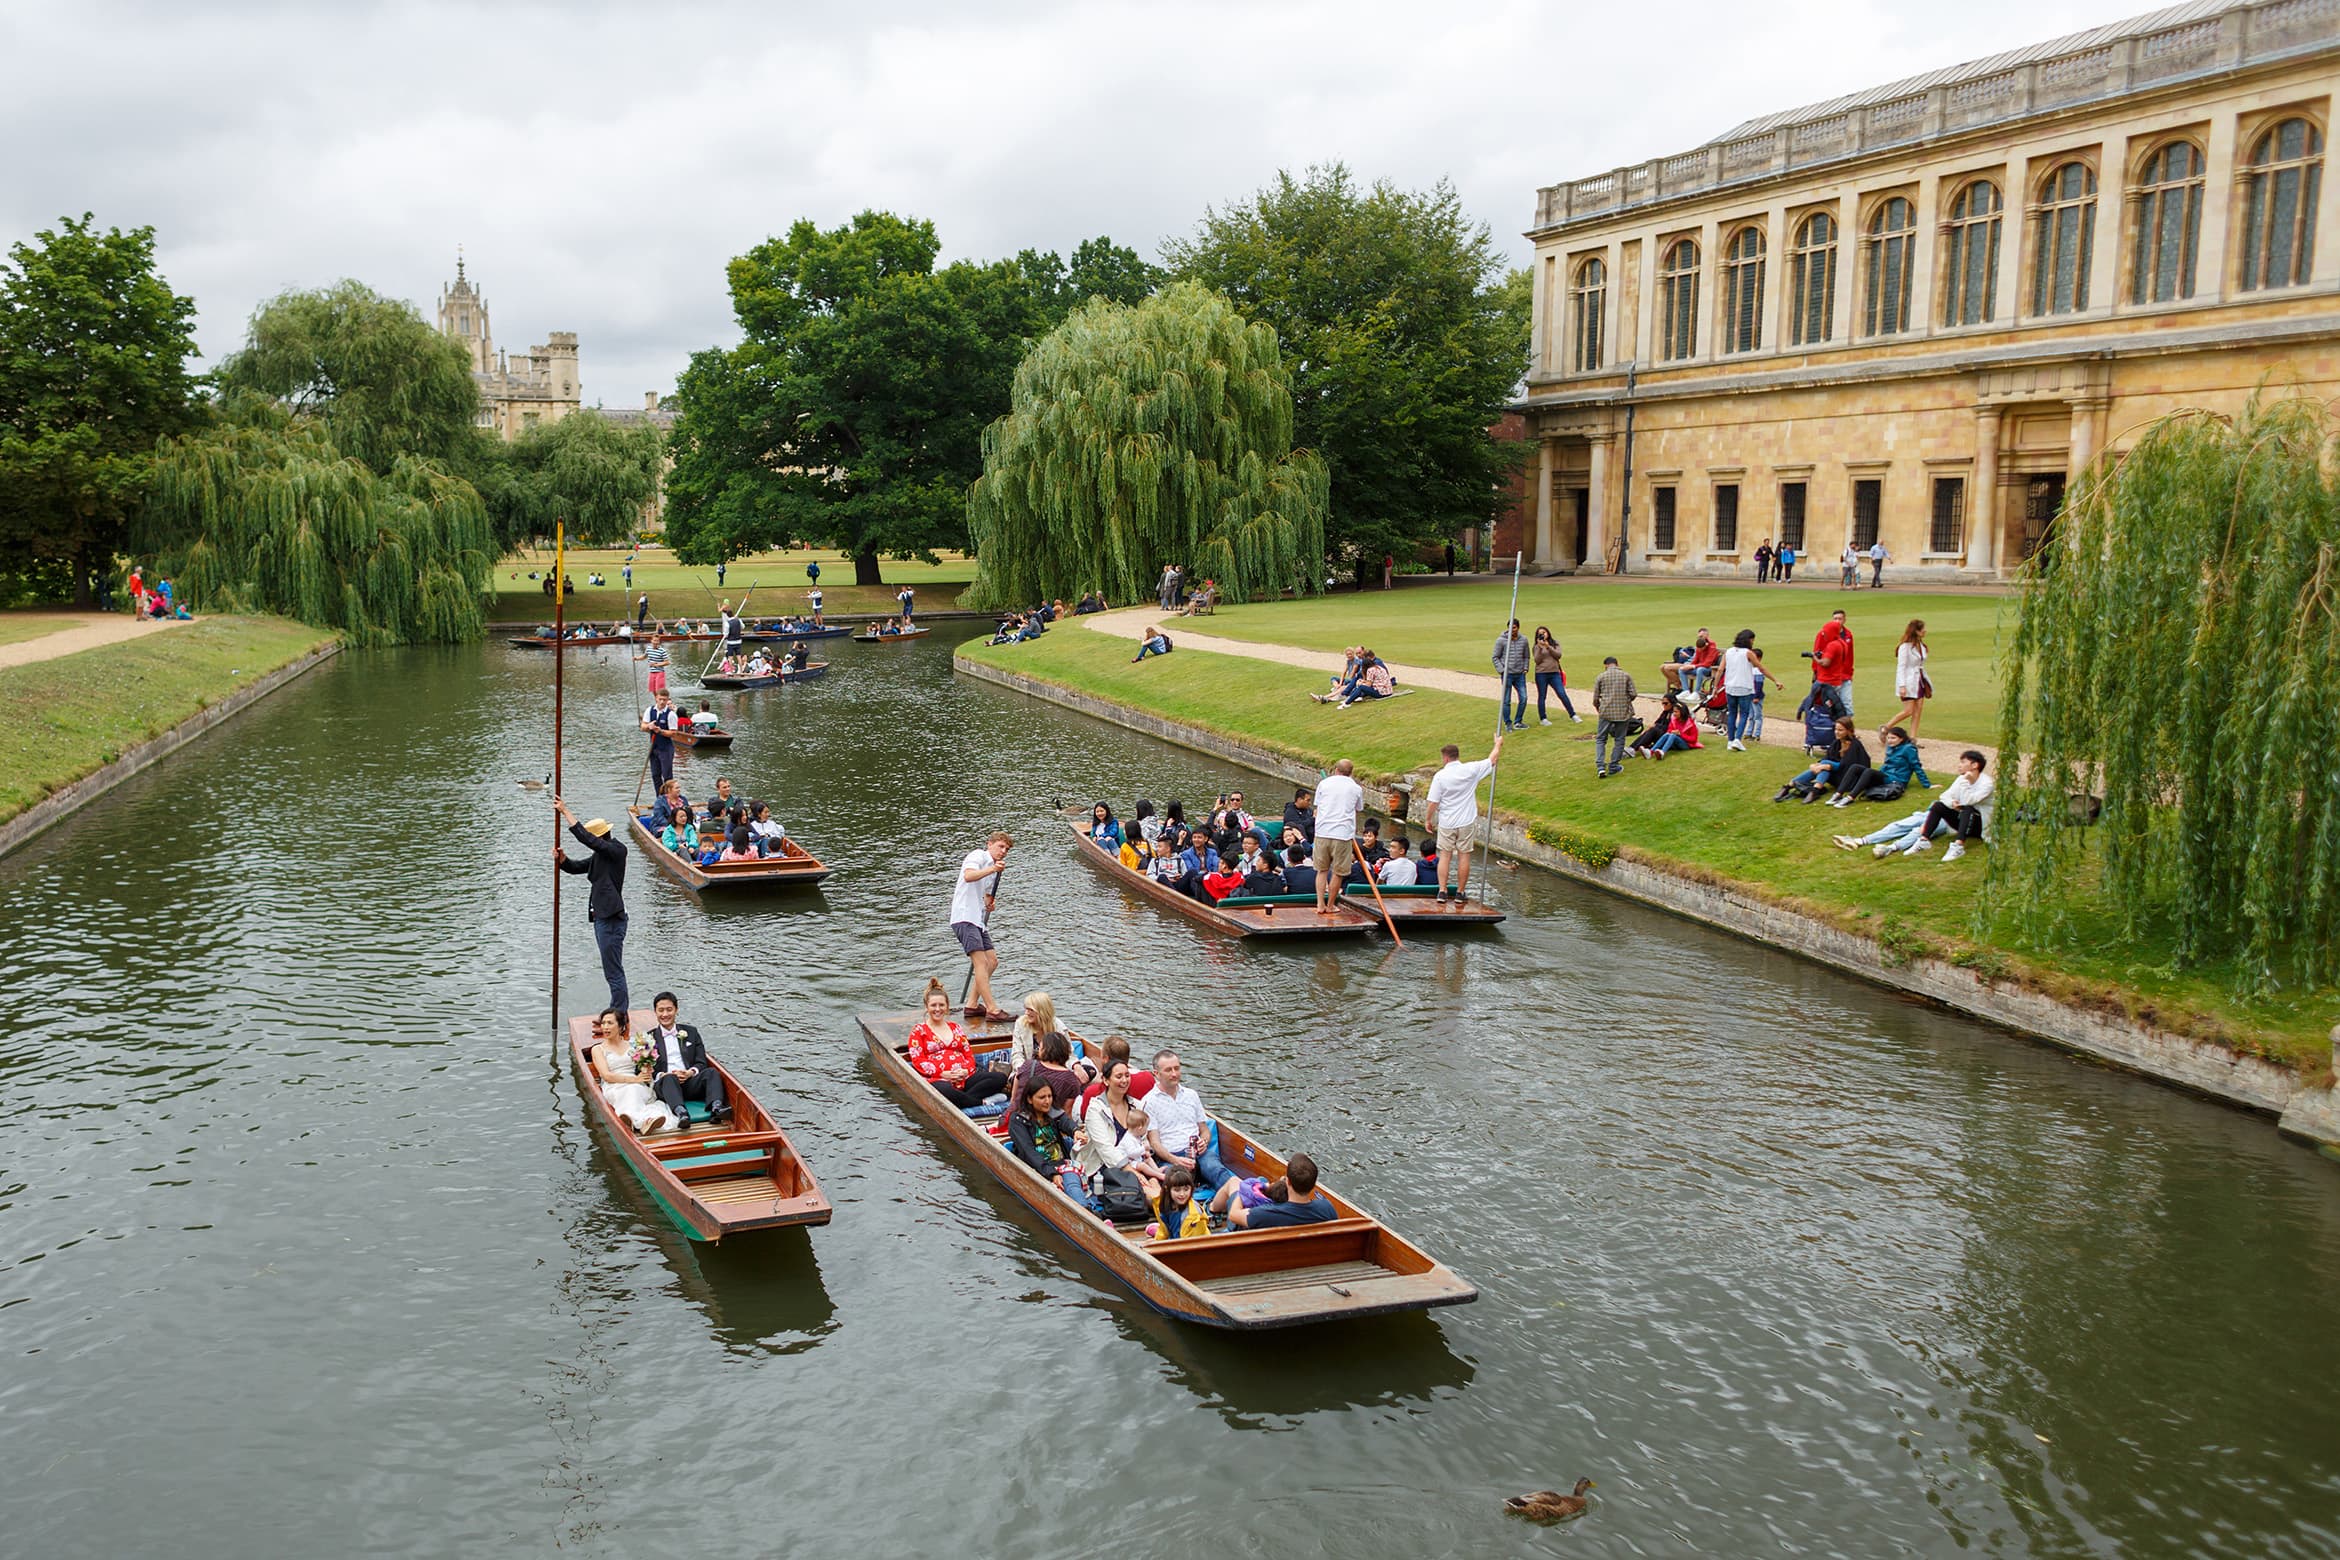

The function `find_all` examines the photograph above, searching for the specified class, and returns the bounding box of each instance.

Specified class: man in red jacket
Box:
[1811,609,1855,715]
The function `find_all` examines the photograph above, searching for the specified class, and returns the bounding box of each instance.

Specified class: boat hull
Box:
[629,810,834,890]
[1068,825,1377,937]
[700,662,828,690]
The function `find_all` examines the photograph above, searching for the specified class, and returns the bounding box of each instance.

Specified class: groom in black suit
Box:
[646,991,730,1125]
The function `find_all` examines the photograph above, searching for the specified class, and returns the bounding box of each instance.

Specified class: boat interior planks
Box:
[567,1012,831,1241]
[1066,824,1377,938]
[856,1010,1476,1328]
[628,809,835,891]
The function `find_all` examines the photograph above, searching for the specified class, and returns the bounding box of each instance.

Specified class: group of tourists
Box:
[903,979,1336,1238]
[1491,621,1579,728]
[713,641,813,677]
[1084,789,1432,905]
[1746,538,1895,588]
[646,777,788,866]
[988,601,1066,644]
[1312,647,1396,706]
[122,566,190,620]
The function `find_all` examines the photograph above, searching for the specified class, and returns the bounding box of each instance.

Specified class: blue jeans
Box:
[1135,638,1168,659]
[592,914,628,1012]
[1651,732,1689,754]
[1854,810,1931,848]
[1724,692,1756,741]
[1501,672,1528,725]
[1195,1142,1236,1194]
[1534,672,1575,719]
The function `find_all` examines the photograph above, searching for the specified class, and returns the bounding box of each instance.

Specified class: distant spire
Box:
[456,243,466,283]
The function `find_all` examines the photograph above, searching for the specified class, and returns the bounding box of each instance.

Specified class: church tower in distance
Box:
[437,251,580,440]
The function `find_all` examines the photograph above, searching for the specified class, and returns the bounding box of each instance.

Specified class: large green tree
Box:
[1164,165,1525,582]
[966,282,1326,610]
[1989,397,2340,994]
[0,215,200,605]
[476,409,663,549]
[215,280,481,476]
[664,214,1139,584]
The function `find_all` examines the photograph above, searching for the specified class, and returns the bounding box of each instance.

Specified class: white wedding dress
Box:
[595,1046,679,1134]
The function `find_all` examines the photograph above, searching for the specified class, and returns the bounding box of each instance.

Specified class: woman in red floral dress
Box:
[905,978,1009,1109]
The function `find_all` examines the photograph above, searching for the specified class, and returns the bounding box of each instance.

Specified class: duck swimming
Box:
[1504,1478,1595,1521]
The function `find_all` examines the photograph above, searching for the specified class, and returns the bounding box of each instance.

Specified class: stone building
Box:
[436,256,581,439]
[1517,0,2339,579]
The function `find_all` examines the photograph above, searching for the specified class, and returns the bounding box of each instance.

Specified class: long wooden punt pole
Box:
[1479,546,1523,906]
[1352,840,1403,947]
[551,520,566,1031]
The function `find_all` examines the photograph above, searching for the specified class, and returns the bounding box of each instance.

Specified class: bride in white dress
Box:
[587,1011,679,1135]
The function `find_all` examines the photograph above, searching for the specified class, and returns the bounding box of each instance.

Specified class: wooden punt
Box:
[1067,824,1377,938]
[668,724,735,750]
[628,808,835,890]
[852,625,931,644]
[1339,883,1505,927]
[744,620,851,641]
[700,661,829,690]
[568,1012,830,1241]
[858,1011,1476,1329]
[509,630,720,649]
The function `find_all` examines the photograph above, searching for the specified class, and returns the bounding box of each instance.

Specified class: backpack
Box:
[1089,1169,1152,1223]
[1156,633,1173,653]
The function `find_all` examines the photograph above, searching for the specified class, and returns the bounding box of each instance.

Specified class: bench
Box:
[1341,883,1440,898]
[1215,892,1320,908]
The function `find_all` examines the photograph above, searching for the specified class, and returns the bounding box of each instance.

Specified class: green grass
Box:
[0,612,101,649]
[488,544,977,624]
[1188,580,2009,744]
[961,626,2336,1070]
[0,615,338,824]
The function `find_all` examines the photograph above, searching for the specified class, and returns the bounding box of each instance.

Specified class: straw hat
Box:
[583,818,611,836]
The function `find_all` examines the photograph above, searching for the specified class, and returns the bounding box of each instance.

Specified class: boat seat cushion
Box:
[1215,892,1320,907]
[684,1100,713,1123]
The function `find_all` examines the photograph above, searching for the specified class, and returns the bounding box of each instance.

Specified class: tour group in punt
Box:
[628,805,835,892]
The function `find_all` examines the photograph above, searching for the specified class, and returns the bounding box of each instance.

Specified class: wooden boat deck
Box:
[568,1012,830,1241]
[628,809,834,891]
[1339,884,1506,927]
[857,1010,1476,1329]
[1067,824,1377,938]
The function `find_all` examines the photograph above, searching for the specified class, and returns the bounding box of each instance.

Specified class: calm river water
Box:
[4,635,2339,1558]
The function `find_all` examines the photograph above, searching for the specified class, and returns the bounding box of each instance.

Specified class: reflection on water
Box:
[1,636,2337,1558]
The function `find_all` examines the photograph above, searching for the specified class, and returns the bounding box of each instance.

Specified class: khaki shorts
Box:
[1436,824,1475,862]
[1310,836,1355,877]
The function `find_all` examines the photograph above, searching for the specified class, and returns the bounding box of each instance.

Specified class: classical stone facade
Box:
[436,256,581,439]
[1518,0,2340,579]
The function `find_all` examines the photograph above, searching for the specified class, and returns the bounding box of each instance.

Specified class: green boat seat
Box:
[1215,892,1322,907]
[684,1100,712,1123]
[666,1148,768,1171]
[1342,883,1443,898]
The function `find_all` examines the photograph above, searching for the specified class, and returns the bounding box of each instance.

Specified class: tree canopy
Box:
[966,281,1326,610]
[0,215,200,604]
[1989,397,2340,994]
[1163,165,1525,580]
[475,409,663,549]
[216,281,482,476]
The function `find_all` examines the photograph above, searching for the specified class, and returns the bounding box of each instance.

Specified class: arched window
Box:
[1863,197,1916,336]
[1941,181,2001,325]
[1720,227,1766,354]
[2241,118,2324,292]
[2032,161,2098,315]
[1570,258,1605,372]
[1659,239,1700,361]
[2131,142,2204,304]
[1788,212,1837,345]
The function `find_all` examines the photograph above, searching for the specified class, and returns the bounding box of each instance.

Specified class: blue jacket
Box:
[1880,742,1931,789]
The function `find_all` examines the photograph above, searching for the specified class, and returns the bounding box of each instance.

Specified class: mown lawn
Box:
[1188,579,2011,745]
[0,615,338,824]
[489,544,978,624]
[961,625,2334,1069]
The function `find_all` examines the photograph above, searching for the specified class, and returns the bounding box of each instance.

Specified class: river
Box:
[3,635,2337,1558]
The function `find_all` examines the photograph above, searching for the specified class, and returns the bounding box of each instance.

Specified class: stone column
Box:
[2088,136,2126,313]
[1996,153,2027,322]
[1970,405,2002,576]
[2198,113,2240,303]
[1907,172,1940,336]
[1586,433,1613,569]
[1533,437,1555,569]
[2067,397,2107,554]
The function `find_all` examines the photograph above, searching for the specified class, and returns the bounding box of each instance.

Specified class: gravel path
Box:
[1081,605,1994,771]
[0,613,189,670]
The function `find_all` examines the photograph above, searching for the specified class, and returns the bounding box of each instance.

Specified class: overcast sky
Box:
[4,0,2162,409]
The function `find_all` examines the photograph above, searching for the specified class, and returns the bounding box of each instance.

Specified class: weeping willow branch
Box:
[964,281,1327,610]
[140,419,492,647]
[1987,395,2340,994]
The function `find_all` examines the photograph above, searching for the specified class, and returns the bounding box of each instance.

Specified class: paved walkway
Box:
[1082,606,1995,772]
[0,613,189,670]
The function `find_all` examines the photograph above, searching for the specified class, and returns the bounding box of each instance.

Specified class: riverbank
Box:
[488,542,975,623]
[954,631,2340,1143]
[0,615,340,845]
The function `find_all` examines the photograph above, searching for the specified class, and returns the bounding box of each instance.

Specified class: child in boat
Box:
[1118,1104,1164,1184]
[718,824,757,863]
[660,805,699,855]
[1145,1165,1211,1241]
[1118,835,1149,871]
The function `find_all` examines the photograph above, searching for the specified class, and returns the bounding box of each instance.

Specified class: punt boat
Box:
[568,1012,831,1241]
[1067,824,1377,937]
[628,807,834,891]
[669,723,735,750]
[744,620,851,641]
[509,630,720,649]
[700,661,830,690]
[858,1011,1477,1328]
[852,625,931,644]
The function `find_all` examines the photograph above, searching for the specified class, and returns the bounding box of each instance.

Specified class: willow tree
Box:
[1989,397,2340,993]
[141,412,492,646]
[966,281,1327,609]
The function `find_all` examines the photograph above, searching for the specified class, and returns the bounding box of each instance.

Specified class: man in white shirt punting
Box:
[950,831,1012,1018]
[1309,759,1365,916]
[1423,733,1504,904]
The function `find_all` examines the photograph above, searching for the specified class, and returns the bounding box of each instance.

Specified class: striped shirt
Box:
[643,643,670,670]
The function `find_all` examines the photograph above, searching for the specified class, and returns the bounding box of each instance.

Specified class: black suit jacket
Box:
[645,1022,709,1080]
[560,822,628,920]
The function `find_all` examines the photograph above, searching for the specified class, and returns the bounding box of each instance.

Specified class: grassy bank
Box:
[960,626,2334,1071]
[1187,580,2008,744]
[0,615,338,824]
[489,544,977,624]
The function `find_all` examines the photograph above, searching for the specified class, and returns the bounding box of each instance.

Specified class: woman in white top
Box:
[1890,619,1929,738]
[1078,1060,1163,1203]
[1719,629,1765,752]
[587,1009,679,1136]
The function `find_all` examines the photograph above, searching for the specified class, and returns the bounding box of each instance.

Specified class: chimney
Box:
[645,391,659,412]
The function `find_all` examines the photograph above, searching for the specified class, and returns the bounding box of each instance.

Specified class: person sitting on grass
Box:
[1631,696,1703,760]
[1131,627,1172,662]
[1832,750,1994,860]
[1208,1151,1337,1229]
[1775,718,1867,801]
[1339,652,1397,708]
[1819,726,1930,808]
[1378,835,1419,886]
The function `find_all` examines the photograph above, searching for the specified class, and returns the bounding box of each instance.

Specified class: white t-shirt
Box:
[1314,774,1364,841]
[1722,645,1759,697]
[1143,1081,1210,1156]
[1425,758,1495,831]
[950,848,996,928]
[1380,856,1419,886]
